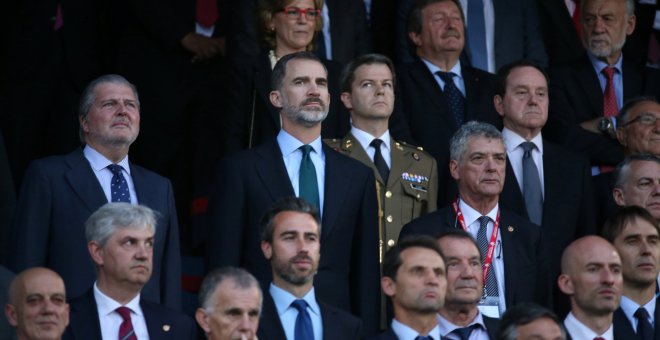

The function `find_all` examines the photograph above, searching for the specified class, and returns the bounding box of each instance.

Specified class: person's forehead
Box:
[354,63,393,81]
[213,281,261,308]
[584,0,626,14]
[95,83,135,98]
[576,245,620,267]
[400,246,444,268]
[438,237,479,258]
[618,218,660,240]
[629,161,660,179]
[423,0,461,17]
[22,273,65,297]
[629,101,660,117]
[284,59,327,79]
[506,66,547,88]
[273,211,319,234]
[109,226,154,241]
[466,136,505,153]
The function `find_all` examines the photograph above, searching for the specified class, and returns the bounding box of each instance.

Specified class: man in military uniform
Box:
[326,53,438,255]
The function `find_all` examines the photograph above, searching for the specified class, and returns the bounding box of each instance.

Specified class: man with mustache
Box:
[395,0,502,204]
[63,203,196,339]
[601,206,660,339]
[257,197,361,339]
[436,229,499,339]
[613,154,660,222]
[558,236,623,339]
[400,121,545,318]
[206,51,380,335]
[545,0,660,175]
[5,267,69,340]
[7,74,182,311]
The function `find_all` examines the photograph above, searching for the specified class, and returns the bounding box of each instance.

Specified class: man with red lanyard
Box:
[400,121,547,318]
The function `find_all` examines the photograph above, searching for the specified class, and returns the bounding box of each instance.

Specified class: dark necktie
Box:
[635,307,654,340]
[452,325,475,340]
[292,299,313,340]
[370,139,389,182]
[108,164,131,203]
[593,338,605,340]
[415,336,433,340]
[520,142,543,225]
[602,66,618,117]
[116,306,137,340]
[435,71,465,127]
[299,145,320,210]
[477,216,498,297]
[467,0,488,71]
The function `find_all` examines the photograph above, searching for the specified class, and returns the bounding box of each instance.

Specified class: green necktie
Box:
[299,145,320,209]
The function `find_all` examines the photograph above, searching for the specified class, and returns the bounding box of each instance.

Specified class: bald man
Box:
[558,236,622,339]
[4,267,69,340]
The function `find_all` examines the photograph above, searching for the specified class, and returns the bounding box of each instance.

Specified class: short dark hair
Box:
[406,0,464,35]
[340,53,396,93]
[614,153,660,189]
[602,205,660,243]
[271,51,326,91]
[382,235,443,281]
[616,95,658,127]
[494,59,549,97]
[497,303,567,340]
[259,196,321,243]
[435,228,483,263]
[198,267,262,311]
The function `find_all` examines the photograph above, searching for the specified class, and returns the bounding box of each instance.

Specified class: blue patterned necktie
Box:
[108,164,130,203]
[292,299,313,340]
[435,71,465,127]
[520,142,543,225]
[477,216,498,298]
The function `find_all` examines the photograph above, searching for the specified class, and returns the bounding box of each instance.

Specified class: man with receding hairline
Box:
[5,267,69,340]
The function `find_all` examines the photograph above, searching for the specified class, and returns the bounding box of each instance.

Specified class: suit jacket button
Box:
[387,239,395,247]
[385,190,392,198]
[386,215,393,223]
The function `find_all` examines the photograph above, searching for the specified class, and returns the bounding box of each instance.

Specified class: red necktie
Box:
[572,0,582,39]
[196,0,218,27]
[602,66,618,117]
[116,307,137,340]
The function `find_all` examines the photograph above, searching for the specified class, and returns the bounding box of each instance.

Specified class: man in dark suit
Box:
[436,229,499,339]
[195,267,263,340]
[537,0,585,66]
[494,59,596,315]
[257,197,361,339]
[497,303,567,339]
[558,236,622,339]
[206,51,380,335]
[396,0,502,204]
[63,203,195,340]
[602,206,660,339]
[400,121,545,317]
[7,74,182,310]
[373,235,446,339]
[545,0,660,172]
[5,267,68,340]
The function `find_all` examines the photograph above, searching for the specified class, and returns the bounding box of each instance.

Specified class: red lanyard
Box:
[452,198,500,288]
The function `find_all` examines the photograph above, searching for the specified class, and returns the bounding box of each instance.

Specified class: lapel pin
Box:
[163,325,171,332]
[507,226,514,232]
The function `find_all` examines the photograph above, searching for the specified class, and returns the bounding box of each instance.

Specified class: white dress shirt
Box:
[501,128,545,198]
[564,312,613,340]
[351,126,392,168]
[438,312,490,340]
[83,145,138,204]
[269,283,323,340]
[277,129,326,215]
[391,318,441,339]
[458,199,506,316]
[94,282,149,340]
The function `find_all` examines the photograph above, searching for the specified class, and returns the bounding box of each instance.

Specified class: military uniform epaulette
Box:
[393,140,435,162]
[323,138,342,152]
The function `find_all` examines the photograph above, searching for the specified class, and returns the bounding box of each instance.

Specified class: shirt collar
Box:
[501,127,544,154]
[564,312,613,340]
[437,311,487,336]
[84,145,131,174]
[93,281,142,317]
[588,52,623,75]
[458,198,499,227]
[269,283,321,317]
[277,129,323,158]
[420,58,463,79]
[620,295,656,324]
[350,126,391,153]
[391,318,441,339]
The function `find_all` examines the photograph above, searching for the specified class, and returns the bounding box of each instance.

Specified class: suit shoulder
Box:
[141,300,197,334]
[320,301,361,327]
[400,206,451,240]
[323,138,343,152]
[501,208,542,237]
[394,140,436,162]
[325,144,372,174]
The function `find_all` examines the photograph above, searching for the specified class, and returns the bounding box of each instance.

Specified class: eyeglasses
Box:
[279,7,321,20]
[621,113,660,127]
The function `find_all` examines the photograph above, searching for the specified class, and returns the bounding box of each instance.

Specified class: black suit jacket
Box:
[7,149,181,310]
[537,0,584,66]
[257,289,362,340]
[63,289,196,340]
[395,58,502,204]
[546,54,660,166]
[500,139,596,312]
[206,138,380,335]
[371,316,499,339]
[400,205,546,307]
[613,297,660,340]
[222,51,349,153]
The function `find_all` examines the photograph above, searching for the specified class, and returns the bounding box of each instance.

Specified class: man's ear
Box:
[195,308,211,333]
[5,304,18,327]
[557,274,574,296]
[270,90,283,108]
[494,95,505,118]
[449,160,460,181]
[88,241,104,267]
[340,92,353,111]
[261,241,273,260]
[381,277,396,298]
[613,188,626,207]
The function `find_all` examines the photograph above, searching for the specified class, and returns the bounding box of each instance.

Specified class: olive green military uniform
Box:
[325,133,438,254]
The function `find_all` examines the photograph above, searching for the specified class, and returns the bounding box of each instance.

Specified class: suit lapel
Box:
[462,66,486,122]
[408,59,456,128]
[574,57,603,119]
[541,143,562,226]
[254,140,295,201]
[259,293,287,340]
[69,290,102,339]
[499,210,518,306]
[501,158,526,218]
[64,150,107,213]
[322,144,351,237]
[622,60,643,101]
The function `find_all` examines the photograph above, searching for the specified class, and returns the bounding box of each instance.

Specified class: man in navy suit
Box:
[602,206,660,339]
[5,267,69,340]
[257,197,361,339]
[63,203,195,339]
[7,74,181,310]
[195,267,263,340]
[400,121,546,316]
[206,51,380,335]
[373,235,446,339]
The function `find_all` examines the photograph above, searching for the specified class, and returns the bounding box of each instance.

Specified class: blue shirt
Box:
[420,58,466,96]
[588,52,624,111]
[277,129,325,215]
[391,318,441,339]
[270,283,323,340]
